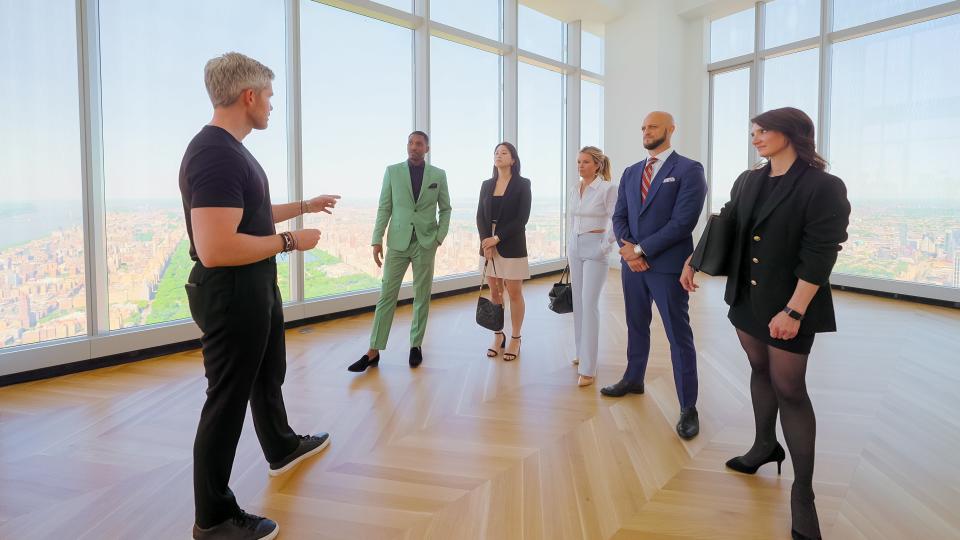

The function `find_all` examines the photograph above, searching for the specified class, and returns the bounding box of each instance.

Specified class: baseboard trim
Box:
[0,268,565,387]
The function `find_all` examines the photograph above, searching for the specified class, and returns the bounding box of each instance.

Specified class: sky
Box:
[0,0,604,210]
[2,0,955,213]
[709,0,960,212]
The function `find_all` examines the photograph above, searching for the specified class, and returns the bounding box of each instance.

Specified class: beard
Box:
[643,134,666,150]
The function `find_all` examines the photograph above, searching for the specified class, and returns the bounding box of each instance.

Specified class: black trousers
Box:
[185,258,299,528]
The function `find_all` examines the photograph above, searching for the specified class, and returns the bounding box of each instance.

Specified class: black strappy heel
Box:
[487,331,506,357]
[503,335,521,361]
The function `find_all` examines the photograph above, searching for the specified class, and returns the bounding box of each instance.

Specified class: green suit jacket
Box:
[371,162,452,251]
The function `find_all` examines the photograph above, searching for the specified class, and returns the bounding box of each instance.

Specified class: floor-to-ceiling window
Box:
[516,5,566,263]
[98,0,290,330]
[709,66,751,212]
[0,1,85,348]
[300,1,411,297]
[581,27,605,150]
[0,0,605,375]
[518,62,564,262]
[707,0,960,301]
[430,36,502,278]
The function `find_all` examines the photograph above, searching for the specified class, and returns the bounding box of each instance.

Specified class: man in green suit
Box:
[349,131,451,372]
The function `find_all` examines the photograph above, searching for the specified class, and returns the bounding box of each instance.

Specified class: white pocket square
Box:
[663,177,677,183]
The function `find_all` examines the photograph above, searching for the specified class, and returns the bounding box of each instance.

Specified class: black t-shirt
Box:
[179,125,276,262]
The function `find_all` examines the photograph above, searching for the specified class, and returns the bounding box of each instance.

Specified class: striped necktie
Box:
[641,156,658,203]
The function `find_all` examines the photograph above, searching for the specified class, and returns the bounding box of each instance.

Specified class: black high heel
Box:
[348,353,379,372]
[790,484,822,540]
[725,442,786,475]
[487,332,505,357]
[503,336,521,361]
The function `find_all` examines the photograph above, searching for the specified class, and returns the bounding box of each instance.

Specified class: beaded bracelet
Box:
[280,231,295,253]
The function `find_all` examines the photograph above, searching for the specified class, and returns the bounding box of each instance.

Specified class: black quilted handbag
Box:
[548,265,573,314]
[476,260,505,331]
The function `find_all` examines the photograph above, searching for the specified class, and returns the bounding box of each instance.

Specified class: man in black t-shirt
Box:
[180,52,340,540]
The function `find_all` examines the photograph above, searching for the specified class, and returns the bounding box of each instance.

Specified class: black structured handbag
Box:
[547,265,573,314]
[476,260,505,331]
[690,213,735,276]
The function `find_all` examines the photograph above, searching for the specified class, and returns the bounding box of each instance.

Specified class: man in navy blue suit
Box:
[605,111,707,440]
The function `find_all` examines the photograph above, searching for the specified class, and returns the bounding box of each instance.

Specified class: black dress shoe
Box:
[409,346,423,368]
[600,379,645,397]
[725,442,786,475]
[676,407,700,440]
[348,353,379,372]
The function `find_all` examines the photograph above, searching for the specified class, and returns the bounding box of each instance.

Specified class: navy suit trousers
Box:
[620,264,698,410]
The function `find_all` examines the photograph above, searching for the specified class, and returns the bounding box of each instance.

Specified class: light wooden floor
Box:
[1,273,958,540]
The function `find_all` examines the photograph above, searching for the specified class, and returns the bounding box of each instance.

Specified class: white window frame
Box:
[706,0,960,304]
[0,0,605,377]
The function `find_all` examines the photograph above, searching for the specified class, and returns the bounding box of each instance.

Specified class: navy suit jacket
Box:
[612,151,707,274]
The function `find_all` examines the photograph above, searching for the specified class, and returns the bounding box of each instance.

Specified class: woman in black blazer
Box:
[681,107,850,540]
[477,142,532,361]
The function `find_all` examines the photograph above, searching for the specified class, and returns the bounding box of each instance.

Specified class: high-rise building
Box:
[955,252,960,289]
[899,223,909,256]
[921,234,937,256]
[18,293,34,329]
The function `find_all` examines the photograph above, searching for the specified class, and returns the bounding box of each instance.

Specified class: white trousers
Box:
[567,232,610,377]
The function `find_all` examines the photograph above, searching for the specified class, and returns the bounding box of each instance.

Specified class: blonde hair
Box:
[204,52,274,108]
[579,146,612,181]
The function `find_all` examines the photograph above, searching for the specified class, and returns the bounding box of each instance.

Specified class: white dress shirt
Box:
[568,176,618,245]
[645,147,674,179]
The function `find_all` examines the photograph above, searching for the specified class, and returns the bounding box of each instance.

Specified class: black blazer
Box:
[718,160,850,334]
[476,176,532,258]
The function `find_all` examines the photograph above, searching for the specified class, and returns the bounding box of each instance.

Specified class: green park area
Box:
[147,240,379,324]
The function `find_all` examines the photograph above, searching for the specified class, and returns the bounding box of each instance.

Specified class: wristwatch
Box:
[782,306,804,321]
[633,244,645,257]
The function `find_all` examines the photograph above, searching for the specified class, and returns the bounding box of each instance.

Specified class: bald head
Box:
[645,111,675,127]
[641,111,676,154]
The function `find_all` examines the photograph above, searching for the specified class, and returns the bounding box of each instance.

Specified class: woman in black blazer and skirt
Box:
[477,142,532,361]
[681,107,850,540]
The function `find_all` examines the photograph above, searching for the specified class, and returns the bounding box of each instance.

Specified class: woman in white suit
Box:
[567,146,617,387]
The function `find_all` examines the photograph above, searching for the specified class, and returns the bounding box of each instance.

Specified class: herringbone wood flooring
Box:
[1,273,958,539]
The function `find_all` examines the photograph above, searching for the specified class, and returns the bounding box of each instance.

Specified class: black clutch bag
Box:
[548,265,573,314]
[690,213,735,276]
[476,260,505,331]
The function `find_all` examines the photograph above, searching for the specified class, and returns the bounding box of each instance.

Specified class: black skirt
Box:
[728,285,815,355]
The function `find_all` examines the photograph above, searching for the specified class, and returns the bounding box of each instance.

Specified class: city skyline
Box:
[0,203,564,349]
[2,200,956,349]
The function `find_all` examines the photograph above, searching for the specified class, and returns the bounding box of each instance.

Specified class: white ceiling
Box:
[519,0,741,35]
[519,0,628,34]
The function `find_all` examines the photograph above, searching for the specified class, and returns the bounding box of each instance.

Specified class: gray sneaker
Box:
[192,510,278,540]
[268,432,330,477]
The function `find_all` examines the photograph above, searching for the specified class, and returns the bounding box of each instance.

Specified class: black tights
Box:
[736,329,820,538]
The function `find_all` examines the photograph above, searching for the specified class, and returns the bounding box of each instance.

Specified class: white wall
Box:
[604,0,711,239]
[605,0,707,176]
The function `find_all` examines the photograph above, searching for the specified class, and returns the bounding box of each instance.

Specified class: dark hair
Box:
[751,107,827,170]
[409,130,429,144]
[491,141,521,180]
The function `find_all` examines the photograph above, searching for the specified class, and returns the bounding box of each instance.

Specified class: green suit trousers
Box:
[370,237,437,350]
